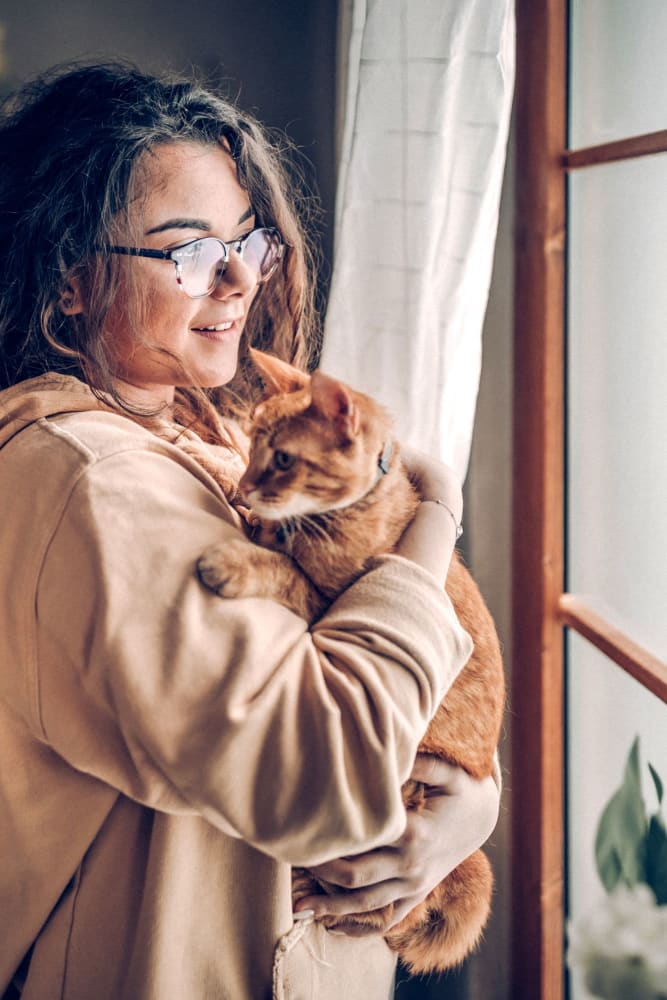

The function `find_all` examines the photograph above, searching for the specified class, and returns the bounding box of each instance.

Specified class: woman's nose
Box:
[210,251,257,299]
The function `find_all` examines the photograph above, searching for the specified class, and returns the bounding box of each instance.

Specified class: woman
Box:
[0,63,499,999]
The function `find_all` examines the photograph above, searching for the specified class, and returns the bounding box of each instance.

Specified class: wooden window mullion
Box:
[559,596,667,704]
[563,129,667,170]
[512,1,567,997]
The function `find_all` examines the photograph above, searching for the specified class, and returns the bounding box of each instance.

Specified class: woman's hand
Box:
[400,445,463,525]
[293,755,500,935]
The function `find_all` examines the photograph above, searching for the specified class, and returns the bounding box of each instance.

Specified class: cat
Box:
[197,348,505,975]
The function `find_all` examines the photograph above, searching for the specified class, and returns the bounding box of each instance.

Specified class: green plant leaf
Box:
[646,811,667,904]
[594,737,648,891]
[648,761,664,805]
[594,840,623,894]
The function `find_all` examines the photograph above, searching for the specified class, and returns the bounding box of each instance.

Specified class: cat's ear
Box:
[310,370,360,438]
[248,348,309,396]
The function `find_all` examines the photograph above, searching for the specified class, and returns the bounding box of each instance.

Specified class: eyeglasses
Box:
[103,227,285,299]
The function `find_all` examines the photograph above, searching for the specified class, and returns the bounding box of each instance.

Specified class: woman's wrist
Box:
[420,497,463,539]
[396,500,459,583]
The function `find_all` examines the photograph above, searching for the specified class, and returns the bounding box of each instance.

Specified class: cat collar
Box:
[376,440,393,482]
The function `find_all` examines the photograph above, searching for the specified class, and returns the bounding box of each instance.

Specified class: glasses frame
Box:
[103,226,285,299]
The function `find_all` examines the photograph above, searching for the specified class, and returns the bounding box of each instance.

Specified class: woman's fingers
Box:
[307,846,402,890]
[399,446,462,514]
[294,878,420,931]
[408,752,465,788]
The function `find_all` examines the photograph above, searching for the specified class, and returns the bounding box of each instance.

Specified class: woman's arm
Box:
[29,430,473,867]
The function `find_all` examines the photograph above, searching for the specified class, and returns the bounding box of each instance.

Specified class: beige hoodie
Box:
[0,374,473,1000]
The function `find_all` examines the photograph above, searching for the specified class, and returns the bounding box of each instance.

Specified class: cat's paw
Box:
[197,539,262,599]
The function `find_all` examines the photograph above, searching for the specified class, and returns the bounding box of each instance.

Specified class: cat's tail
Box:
[384,849,493,974]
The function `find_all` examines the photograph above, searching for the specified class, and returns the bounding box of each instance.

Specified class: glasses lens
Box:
[240,229,283,283]
[174,238,226,298]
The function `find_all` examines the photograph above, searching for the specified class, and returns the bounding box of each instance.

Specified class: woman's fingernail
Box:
[293,909,315,921]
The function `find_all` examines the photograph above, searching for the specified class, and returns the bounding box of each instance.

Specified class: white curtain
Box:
[321,0,514,481]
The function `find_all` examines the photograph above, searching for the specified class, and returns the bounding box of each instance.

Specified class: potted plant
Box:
[568,738,667,999]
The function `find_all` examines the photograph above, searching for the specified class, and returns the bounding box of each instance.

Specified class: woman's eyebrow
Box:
[145,208,253,236]
[145,218,211,235]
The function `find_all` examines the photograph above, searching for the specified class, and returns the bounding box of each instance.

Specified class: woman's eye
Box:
[273,450,294,471]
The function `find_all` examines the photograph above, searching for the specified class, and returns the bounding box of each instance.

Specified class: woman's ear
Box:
[58,277,85,316]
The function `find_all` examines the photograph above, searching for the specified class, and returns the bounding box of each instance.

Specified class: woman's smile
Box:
[190,315,243,339]
[192,321,234,333]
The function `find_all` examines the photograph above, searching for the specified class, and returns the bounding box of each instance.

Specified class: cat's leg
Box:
[384,848,493,973]
[197,538,325,622]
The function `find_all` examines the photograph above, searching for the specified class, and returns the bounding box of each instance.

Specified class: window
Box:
[512,2,667,997]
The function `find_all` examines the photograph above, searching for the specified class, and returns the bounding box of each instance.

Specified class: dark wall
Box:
[0,0,338,289]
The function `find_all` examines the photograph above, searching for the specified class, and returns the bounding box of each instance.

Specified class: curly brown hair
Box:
[0,61,322,429]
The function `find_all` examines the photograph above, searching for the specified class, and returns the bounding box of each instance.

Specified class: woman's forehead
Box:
[129,141,251,233]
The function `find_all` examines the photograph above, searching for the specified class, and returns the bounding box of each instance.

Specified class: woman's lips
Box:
[193,321,233,332]
[191,320,240,341]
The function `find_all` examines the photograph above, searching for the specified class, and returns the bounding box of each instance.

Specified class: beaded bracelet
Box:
[421,498,464,539]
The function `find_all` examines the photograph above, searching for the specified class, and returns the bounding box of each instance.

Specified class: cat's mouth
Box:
[244,493,319,520]
[246,499,290,519]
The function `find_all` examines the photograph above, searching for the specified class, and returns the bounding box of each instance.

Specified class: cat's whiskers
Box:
[282,516,299,553]
[299,512,334,546]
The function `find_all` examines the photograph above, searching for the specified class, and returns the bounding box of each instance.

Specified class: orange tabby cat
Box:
[197,348,505,975]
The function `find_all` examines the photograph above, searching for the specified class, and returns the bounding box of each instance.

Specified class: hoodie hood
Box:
[0,374,111,450]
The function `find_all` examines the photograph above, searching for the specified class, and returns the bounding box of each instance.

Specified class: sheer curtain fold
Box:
[322,0,515,481]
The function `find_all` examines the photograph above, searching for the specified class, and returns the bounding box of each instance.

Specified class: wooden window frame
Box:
[512,2,667,997]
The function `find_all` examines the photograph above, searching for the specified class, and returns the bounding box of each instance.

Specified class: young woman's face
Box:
[105,141,260,407]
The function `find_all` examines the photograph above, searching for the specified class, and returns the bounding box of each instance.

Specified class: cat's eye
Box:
[273,449,295,471]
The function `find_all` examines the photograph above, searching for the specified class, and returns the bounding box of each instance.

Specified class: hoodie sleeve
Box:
[30,434,472,867]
